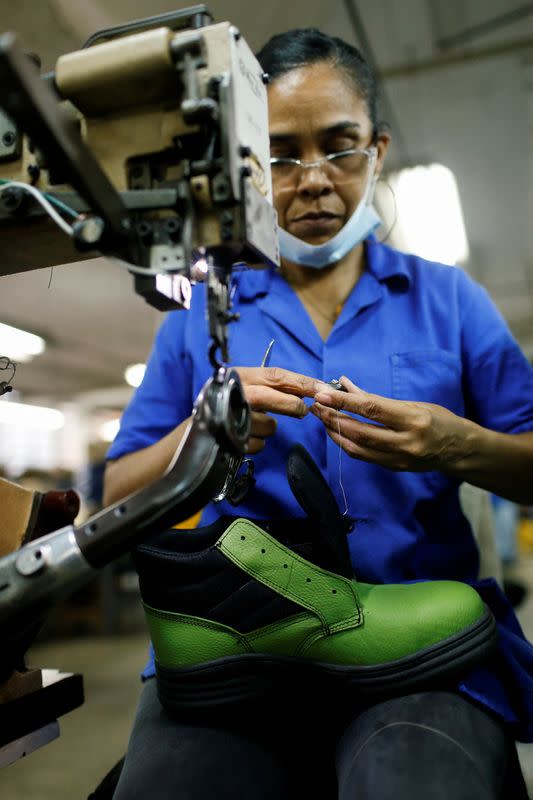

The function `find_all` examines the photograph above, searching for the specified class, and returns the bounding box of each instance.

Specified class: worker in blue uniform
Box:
[105,27,533,800]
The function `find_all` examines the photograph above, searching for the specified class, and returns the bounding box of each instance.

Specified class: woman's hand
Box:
[236,366,324,453]
[310,375,471,472]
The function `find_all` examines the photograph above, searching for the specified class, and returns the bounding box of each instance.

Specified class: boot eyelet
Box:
[261,549,266,554]
[306,578,311,583]
[240,535,246,541]
[332,589,337,594]
[283,564,288,568]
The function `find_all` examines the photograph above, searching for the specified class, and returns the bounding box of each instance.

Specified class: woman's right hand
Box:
[236,366,324,453]
[104,367,324,504]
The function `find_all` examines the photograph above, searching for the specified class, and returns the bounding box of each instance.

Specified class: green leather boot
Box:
[134,447,497,715]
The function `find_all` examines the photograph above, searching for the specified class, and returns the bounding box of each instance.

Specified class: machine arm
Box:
[0,367,248,632]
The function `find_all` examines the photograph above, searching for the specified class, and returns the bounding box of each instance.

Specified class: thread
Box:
[336,409,349,516]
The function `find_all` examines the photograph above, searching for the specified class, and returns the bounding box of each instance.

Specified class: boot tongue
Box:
[286,444,353,578]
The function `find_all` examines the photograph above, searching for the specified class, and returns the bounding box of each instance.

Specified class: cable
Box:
[43,193,79,219]
[0,181,75,236]
[0,179,81,219]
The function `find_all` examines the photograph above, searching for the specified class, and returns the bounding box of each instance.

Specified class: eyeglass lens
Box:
[271,150,371,184]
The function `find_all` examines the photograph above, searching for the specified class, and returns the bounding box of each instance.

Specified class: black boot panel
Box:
[136,516,320,554]
[208,578,304,633]
[134,517,317,633]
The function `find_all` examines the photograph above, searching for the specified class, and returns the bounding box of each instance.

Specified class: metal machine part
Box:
[213,338,275,504]
[0,7,268,633]
[0,6,279,337]
[327,379,349,392]
[0,367,249,631]
[0,110,20,162]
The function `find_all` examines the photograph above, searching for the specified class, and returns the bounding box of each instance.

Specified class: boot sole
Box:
[156,606,498,715]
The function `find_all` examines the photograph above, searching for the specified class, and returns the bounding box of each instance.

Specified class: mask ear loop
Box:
[374,176,398,245]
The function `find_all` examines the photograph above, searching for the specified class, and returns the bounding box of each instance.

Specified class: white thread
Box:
[336,409,349,516]
[0,181,75,236]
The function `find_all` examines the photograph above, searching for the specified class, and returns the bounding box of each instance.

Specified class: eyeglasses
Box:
[270,146,377,185]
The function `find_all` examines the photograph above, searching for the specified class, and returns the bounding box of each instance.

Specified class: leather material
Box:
[134,516,316,633]
[143,518,486,671]
[217,519,362,632]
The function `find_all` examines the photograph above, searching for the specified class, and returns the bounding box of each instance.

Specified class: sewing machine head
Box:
[0,6,279,360]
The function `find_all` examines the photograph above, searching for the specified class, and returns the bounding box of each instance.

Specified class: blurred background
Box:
[1,0,533,796]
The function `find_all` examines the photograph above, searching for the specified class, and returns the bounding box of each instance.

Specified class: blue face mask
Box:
[278,150,381,269]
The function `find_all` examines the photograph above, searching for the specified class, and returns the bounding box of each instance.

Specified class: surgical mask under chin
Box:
[278,165,381,269]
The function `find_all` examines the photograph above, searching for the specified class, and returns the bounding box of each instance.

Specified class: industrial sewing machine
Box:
[0,6,279,765]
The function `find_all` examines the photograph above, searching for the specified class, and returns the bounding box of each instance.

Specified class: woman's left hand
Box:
[310,375,471,473]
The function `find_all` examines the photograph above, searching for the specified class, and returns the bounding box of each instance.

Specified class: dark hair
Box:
[256,28,380,136]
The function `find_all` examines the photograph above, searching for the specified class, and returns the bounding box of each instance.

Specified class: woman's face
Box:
[267,61,389,245]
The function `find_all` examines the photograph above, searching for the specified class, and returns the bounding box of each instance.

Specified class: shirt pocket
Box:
[391,350,464,415]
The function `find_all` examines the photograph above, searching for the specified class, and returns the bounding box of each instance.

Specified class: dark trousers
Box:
[112,679,526,799]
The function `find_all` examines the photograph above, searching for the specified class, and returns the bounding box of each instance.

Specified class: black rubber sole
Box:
[156,607,498,716]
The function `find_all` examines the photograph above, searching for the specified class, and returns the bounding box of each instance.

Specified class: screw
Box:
[164,218,181,236]
[2,130,15,147]
[1,187,22,210]
[136,220,152,238]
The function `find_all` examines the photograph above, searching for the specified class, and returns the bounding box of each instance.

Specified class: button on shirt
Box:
[107,238,533,737]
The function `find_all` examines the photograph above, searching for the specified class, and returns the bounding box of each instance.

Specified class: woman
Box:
[106,29,533,799]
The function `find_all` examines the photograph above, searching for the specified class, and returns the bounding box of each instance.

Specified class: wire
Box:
[0,180,75,236]
[0,178,82,219]
[44,193,79,219]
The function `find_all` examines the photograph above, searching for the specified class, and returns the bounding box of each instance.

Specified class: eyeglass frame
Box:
[269,145,377,182]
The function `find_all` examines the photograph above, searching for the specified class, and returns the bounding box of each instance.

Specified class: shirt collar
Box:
[233,265,275,301]
[233,236,411,302]
[365,236,411,287]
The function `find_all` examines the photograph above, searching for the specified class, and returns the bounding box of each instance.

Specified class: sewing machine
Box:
[0,5,278,765]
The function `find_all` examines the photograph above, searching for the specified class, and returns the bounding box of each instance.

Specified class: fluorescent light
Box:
[99,417,121,442]
[0,399,64,430]
[124,363,146,388]
[0,321,45,363]
[386,164,469,265]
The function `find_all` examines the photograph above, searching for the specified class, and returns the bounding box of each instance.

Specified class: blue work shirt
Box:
[108,238,533,739]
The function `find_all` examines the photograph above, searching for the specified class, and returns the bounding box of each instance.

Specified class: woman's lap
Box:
[336,691,512,799]
[113,680,516,799]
